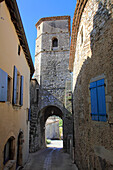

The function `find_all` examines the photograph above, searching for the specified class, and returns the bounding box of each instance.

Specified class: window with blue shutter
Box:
[0,68,8,102]
[90,79,107,122]
[13,66,17,105]
[20,75,24,106]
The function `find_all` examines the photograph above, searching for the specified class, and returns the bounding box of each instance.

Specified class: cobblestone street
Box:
[23,140,78,170]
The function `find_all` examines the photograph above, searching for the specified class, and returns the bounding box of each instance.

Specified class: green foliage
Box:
[46,139,51,144]
[59,127,63,140]
[59,119,63,127]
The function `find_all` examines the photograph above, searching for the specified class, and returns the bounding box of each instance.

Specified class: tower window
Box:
[80,27,83,46]
[52,38,58,47]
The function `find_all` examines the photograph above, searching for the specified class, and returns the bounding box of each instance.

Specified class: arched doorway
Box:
[3,136,15,165]
[38,105,64,149]
[16,131,24,168]
[29,103,73,153]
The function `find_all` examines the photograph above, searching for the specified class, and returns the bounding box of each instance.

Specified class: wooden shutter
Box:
[97,79,106,122]
[0,68,8,102]
[90,81,98,121]
[20,76,24,106]
[13,66,17,105]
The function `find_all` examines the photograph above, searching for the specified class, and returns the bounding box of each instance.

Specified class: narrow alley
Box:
[0,0,113,169]
[23,140,78,170]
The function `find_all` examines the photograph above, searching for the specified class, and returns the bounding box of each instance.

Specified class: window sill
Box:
[52,47,58,51]
[0,101,11,104]
[12,104,22,109]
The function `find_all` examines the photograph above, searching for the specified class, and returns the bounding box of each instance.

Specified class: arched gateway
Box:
[30,16,73,153]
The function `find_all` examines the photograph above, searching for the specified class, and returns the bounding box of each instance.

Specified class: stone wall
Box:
[30,17,73,152]
[71,0,113,169]
[30,79,40,152]
[45,117,60,139]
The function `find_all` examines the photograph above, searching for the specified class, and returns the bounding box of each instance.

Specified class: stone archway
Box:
[30,103,73,153]
[38,105,63,149]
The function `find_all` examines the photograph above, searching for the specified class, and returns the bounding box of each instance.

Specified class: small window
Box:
[36,89,39,105]
[18,45,21,56]
[90,79,107,122]
[80,27,83,46]
[4,137,15,165]
[28,108,31,121]
[52,38,58,48]
[7,76,11,102]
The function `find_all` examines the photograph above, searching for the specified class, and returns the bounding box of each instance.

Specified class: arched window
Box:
[4,137,15,164]
[52,38,58,48]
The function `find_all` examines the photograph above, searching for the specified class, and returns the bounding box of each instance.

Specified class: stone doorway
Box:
[16,132,24,168]
[39,106,63,149]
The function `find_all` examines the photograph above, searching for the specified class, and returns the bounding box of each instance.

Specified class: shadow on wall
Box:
[73,2,113,170]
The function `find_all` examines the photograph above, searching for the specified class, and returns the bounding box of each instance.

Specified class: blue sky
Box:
[17,0,76,63]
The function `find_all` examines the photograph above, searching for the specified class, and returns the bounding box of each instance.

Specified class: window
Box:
[13,66,24,106]
[4,137,15,165]
[52,38,58,48]
[90,79,107,122]
[36,89,39,104]
[0,69,12,102]
[80,26,83,46]
[28,108,31,121]
[7,76,11,102]
[18,45,21,56]
[0,68,8,102]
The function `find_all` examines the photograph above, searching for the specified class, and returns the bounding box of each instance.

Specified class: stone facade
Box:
[70,0,113,169]
[30,16,73,153]
[45,116,60,139]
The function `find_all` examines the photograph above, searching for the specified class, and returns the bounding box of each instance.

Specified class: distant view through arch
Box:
[45,116,63,148]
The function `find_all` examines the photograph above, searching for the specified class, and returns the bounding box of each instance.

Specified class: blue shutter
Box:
[90,82,98,121]
[13,66,17,105]
[0,68,8,102]
[20,76,24,106]
[28,108,31,121]
[97,79,107,122]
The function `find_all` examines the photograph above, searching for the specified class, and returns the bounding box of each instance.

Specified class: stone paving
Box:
[23,140,78,170]
[47,140,63,148]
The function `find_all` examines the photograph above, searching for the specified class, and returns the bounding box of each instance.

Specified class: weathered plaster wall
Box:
[0,2,31,169]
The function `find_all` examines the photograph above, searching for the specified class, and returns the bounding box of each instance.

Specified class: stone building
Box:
[30,16,73,153]
[45,116,60,140]
[0,0,34,169]
[69,0,113,169]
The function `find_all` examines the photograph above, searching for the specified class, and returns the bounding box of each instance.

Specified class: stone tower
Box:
[34,16,71,106]
[30,16,73,152]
